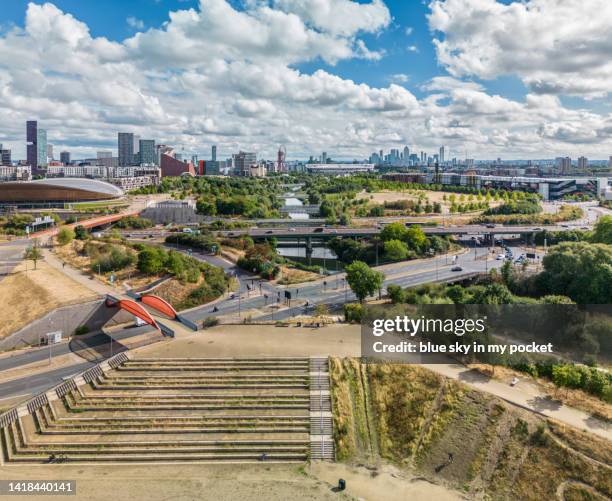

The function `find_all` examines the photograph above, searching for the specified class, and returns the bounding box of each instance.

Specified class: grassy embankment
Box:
[330,358,611,500]
[54,238,228,311]
[0,259,98,339]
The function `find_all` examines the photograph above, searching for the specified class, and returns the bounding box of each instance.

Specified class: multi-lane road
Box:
[221,224,576,239]
[179,244,529,325]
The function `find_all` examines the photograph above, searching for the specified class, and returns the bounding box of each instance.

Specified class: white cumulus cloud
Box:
[428,0,612,98]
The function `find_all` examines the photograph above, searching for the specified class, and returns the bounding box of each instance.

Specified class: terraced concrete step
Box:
[310,439,335,461]
[91,384,310,391]
[16,439,308,450]
[102,375,311,381]
[55,409,309,418]
[55,415,310,423]
[77,388,311,397]
[67,403,310,412]
[116,367,310,374]
[75,391,308,398]
[6,452,308,463]
[132,357,310,362]
[39,426,310,435]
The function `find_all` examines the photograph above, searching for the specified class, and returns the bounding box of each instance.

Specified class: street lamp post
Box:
[429,249,438,281]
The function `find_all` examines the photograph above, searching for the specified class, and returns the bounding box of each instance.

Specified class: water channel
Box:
[279,193,339,268]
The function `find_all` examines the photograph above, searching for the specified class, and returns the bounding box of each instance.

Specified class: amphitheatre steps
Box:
[0,356,335,464]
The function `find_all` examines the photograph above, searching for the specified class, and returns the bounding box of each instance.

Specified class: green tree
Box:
[24,246,43,270]
[447,285,467,304]
[380,222,408,242]
[537,242,612,303]
[74,225,88,240]
[591,215,612,244]
[56,227,75,246]
[472,283,514,304]
[338,212,351,226]
[383,239,409,261]
[405,225,427,251]
[196,198,217,216]
[552,364,582,390]
[501,260,513,286]
[387,284,405,304]
[137,247,166,275]
[345,261,385,303]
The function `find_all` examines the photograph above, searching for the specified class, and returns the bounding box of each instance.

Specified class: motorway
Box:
[222,224,573,239]
[118,222,593,242]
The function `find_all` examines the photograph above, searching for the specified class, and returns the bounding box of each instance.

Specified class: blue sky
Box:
[0,0,611,160]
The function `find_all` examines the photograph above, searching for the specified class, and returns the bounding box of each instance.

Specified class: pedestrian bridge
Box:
[105,295,159,330]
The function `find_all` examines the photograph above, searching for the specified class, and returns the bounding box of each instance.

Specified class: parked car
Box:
[496,254,504,260]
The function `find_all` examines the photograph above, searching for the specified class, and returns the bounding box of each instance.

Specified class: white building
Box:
[306,164,375,175]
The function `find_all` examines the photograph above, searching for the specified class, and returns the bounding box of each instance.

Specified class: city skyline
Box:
[1,1,612,161]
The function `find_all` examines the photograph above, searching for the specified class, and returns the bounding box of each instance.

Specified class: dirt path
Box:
[310,462,465,501]
[556,480,609,501]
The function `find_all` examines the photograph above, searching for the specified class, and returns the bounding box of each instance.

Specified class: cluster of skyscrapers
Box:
[368,146,448,167]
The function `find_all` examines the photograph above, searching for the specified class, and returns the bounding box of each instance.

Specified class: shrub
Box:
[387,284,406,304]
[202,317,219,328]
[73,325,89,336]
[344,303,363,323]
[74,225,88,240]
[57,227,75,246]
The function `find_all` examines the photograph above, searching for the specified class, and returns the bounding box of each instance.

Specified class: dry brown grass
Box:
[150,276,203,310]
[547,420,612,465]
[0,260,98,339]
[276,266,320,285]
[330,358,612,501]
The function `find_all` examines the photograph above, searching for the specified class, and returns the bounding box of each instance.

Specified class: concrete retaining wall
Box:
[141,206,204,225]
[0,300,133,352]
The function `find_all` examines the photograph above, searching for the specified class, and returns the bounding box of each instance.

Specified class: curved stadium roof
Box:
[29,178,124,197]
[0,177,124,203]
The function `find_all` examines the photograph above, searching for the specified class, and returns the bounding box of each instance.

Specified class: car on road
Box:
[451,266,463,271]
[486,224,497,228]
[313,227,324,233]
[265,230,274,234]
[289,228,296,232]
[496,254,504,260]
